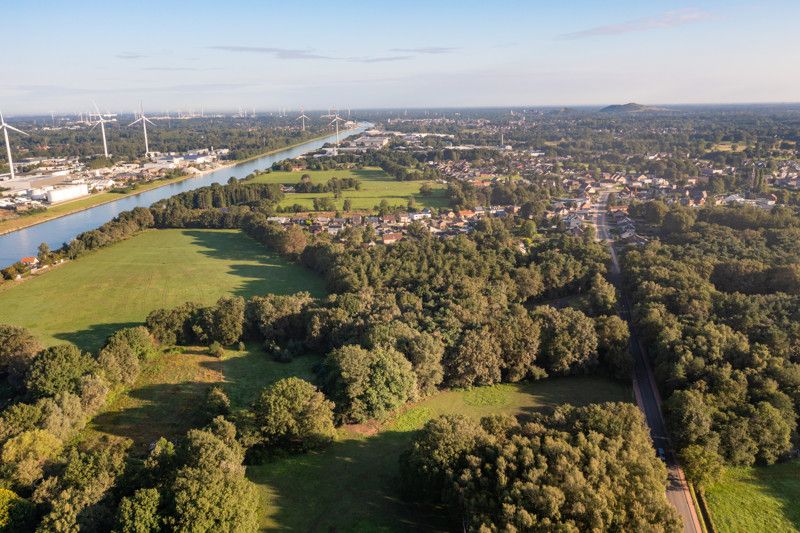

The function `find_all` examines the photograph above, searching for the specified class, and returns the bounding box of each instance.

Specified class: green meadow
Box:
[248,167,450,210]
[705,461,800,533]
[0,229,325,351]
[249,376,632,531]
[84,335,630,531]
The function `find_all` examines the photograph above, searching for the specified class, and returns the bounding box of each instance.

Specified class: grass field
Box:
[0,229,325,351]
[705,461,800,533]
[249,376,632,531]
[248,167,449,210]
[85,333,630,530]
[708,142,748,153]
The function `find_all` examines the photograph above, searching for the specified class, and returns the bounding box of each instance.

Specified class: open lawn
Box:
[705,461,800,533]
[248,167,449,210]
[249,376,632,532]
[0,229,325,351]
[87,345,319,455]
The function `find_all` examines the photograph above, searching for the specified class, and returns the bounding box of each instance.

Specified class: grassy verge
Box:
[0,228,324,351]
[248,167,449,210]
[705,460,800,533]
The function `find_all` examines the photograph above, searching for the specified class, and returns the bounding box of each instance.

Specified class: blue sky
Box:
[3,0,799,114]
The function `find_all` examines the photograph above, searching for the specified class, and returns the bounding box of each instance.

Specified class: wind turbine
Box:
[296,108,310,131]
[323,110,345,155]
[90,101,110,158]
[0,110,28,180]
[128,102,155,158]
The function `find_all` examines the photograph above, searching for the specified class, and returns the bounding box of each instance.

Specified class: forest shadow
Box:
[91,379,216,456]
[54,321,140,353]
[248,429,452,532]
[200,347,317,409]
[181,229,325,298]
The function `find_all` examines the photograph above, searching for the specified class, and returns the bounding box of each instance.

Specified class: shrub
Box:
[207,342,225,358]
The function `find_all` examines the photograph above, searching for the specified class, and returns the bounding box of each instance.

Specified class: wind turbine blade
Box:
[89,122,99,132]
[128,118,143,127]
[0,109,4,124]
[93,101,101,115]
[5,124,28,136]
[144,117,156,126]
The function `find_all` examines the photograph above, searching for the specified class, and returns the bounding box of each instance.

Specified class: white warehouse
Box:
[46,184,89,204]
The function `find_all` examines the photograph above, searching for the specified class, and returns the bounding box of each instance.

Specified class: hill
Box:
[599,102,665,113]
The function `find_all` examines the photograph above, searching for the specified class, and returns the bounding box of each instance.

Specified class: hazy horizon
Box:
[3,0,799,115]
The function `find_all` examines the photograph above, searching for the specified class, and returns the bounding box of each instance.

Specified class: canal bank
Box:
[0,124,367,267]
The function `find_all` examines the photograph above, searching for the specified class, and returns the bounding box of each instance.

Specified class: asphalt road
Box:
[593,195,702,533]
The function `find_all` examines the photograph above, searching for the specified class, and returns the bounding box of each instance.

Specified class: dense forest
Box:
[624,202,800,488]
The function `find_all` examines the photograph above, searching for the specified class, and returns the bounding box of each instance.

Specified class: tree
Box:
[115,488,162,533]
[588,273,617,315]
[749,401,793,464]
[280,225,308,255]
[0,488,35,533]
[170,428,258,532]
[365,322,444,396]
[37,242,51,265]
[195,297,245,345]
[664,389,713,448]
[342,198,353,212]
[662,207,696,234]
[399,415,489,502]
[680,444,723,491]
[252,377,335,451]
[0,429,62,489]
[495,307,542,382]
[25,345,96,399]
[534,306,599,375]
[595,315,632,379]
[322,345,416,423]
[98,338,140,386]
[445,326,503,387]
[419,183,433,196]
[401,404,682,531]
[204,386,231,420]
[0,325,41,390]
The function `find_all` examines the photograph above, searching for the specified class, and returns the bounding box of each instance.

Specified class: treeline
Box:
[624,201,800,488]
[401,403,682,531]
[292,175,360,193]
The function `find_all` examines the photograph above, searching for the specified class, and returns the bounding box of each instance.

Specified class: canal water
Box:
[0,125,367,267]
